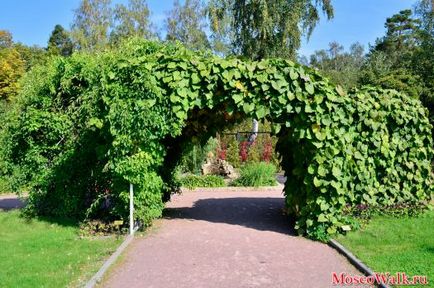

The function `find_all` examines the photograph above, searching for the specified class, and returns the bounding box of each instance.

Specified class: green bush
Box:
[0,39,431,240]
[232,162,277,187]
[179,138,218,174]
[180,175,225,189]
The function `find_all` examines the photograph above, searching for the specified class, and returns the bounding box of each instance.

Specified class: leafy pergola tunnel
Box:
[4,39,432,239]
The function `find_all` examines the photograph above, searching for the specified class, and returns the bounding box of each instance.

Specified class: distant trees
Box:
[0,30,46,101]
[413,0,434,120]
[165,0,210,51]
[111,0,154,43]
[71,0,113,50]
[374,9,421,54]
[70,0,154,50]
[307,3,433,130]
[0,30,13,49]
[0,45,25,100]
[47,25,73,56]
[309,42,364,89]
[359,9,423,98]
[208,0,334,60]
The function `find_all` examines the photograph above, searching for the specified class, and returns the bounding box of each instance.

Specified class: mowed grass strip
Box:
[337,210,434,286]
[0,211,122,288]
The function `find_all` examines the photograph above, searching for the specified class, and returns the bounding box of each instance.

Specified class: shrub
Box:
[232,162,277,187]
[180,175,225,189]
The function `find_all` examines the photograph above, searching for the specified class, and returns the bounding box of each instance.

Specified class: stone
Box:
[202,158,239,179]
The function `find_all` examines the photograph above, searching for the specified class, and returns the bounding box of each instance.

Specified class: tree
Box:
[111,0,154,43]
[208,0,334,60]
[360,10,421,97]
[413,0,434,121]
[0,48,25,100]
[0,31,45,101]
[71,0,113,51]
[0,30,13,49]
[165,0,210,51]
[13,44,47,71]
[372,9,421,69]
[47,25,73,56]
[309,42,365,89]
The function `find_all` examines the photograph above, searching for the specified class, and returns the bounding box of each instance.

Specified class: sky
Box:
[0,0,418,57]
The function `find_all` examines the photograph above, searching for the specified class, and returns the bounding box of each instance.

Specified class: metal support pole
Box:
[129,183,134,235]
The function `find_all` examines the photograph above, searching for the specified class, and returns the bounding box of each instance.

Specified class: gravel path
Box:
[104,187,363,288]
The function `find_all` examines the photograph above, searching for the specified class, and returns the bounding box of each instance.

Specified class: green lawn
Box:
[0,210,122,288]
[337,209,434,287]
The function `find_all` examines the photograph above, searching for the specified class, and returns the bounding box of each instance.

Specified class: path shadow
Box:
[0,197,26,211]
[163,197,296,236]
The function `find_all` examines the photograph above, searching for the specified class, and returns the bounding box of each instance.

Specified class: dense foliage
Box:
[0,39,432,239]
[179,174,225,190]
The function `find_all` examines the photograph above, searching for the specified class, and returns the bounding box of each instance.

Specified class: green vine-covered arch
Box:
[1,39,432,239]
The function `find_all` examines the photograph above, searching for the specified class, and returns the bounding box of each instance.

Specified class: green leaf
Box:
[287,91,295,101]
[327,226,337,234]
[305,83,314,95]
[163,76,172,83]
[272,123,282,134]
[321,115,332,126]
[191,73,200,84]
[243,103,255,114]
[320,202,330,211]
[290,70,298,80]
[278,95,287,105]
[235,81,245,91]
[88,118,103,129]
[177,88,188,98]
[257,61,267,70]
[232,94,243,104]
[332,166,342,178]
[313,177,322,187]
[317,214,327,222]
[173,71,182,81]
[107,71,116,80]
[175,111,186,118]
[170,94,180,103]
[354,151,363,160]
[255,107,267,119]
[318,165,327,177]
[308,165,315,174]
[311,123,320,134]
[146,99,156,107]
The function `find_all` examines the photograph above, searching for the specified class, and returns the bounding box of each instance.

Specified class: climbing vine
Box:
[1,39,432,239]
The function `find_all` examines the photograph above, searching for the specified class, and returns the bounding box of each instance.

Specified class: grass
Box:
[0,210,122,288]
[336,209,434,287]
[232,162,277,187]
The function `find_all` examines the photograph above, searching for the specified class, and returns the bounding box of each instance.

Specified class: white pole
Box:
[129,183,134,235]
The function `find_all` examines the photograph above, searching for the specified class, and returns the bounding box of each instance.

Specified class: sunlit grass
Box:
[0,211,122,288]
[337,209,434,287]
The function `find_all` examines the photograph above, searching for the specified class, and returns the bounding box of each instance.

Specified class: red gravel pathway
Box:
[104,187,363,288]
